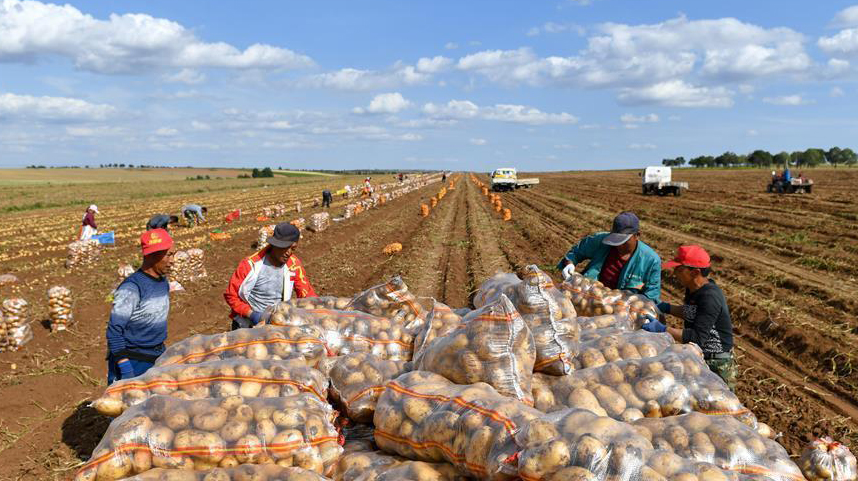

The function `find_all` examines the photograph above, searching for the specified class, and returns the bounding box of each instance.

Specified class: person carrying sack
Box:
[106,229,175,383]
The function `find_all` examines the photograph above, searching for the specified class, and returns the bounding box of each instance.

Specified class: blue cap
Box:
[603,211,640,246]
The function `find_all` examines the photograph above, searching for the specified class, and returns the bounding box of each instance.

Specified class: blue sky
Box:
[1,0,858,171]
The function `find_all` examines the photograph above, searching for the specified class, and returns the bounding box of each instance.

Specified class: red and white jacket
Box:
[224,246,317,321]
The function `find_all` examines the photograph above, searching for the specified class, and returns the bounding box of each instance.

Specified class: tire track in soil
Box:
[497,183,858,453]
[463,179,512,300]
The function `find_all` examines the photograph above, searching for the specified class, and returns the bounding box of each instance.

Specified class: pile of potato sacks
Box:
[79,267,851,481]
[66,239,100,269]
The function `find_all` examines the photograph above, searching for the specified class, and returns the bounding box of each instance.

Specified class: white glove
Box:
[561,263,577,280]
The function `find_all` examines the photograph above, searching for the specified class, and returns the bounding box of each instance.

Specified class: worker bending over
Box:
[642,245,737,391]
[146,214,179,232]
[224,222,317,330]
[557,211,662,301]
[322,189,333,208]
[106,229,175,383]
[181,204,207,227]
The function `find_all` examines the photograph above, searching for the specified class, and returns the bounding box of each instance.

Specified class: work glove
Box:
[657,302,672,315]
[249,305,276,326]
[117,358,135,380]
[561,263,577,280]
[641,316,667,333]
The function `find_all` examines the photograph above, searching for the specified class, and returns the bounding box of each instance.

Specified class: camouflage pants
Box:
[706,356,738,392]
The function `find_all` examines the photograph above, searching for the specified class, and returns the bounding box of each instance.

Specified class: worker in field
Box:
[224,222,317,330]
[557,211,661,301]
[79,204,99,240]
[146,214,180,232]
[642,245,737,391]
[106,229,175,383]
[322,189,333,208]
[181,204,207,227]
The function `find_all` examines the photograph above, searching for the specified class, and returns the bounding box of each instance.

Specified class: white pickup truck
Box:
[490,168,540,192]
[641,166,688,196]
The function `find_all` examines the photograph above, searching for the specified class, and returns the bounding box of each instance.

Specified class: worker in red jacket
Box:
[224,222,317,329]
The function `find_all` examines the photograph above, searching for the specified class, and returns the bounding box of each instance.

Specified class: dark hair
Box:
[201,207,208,213]
[698,267,711,277]
[169,215,179,223]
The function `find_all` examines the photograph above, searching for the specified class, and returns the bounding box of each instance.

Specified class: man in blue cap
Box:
[557,211,662,301]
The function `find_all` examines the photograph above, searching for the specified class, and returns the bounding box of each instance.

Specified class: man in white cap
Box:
[80,204,99,240]
[557,211,662,301]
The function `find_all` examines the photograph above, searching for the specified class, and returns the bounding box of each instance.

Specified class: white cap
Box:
[89,204,99,213]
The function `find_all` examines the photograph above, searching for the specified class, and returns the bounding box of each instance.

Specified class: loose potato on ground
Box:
[373,370,542,480]
[413,294,536,404]
[76,394,341,480]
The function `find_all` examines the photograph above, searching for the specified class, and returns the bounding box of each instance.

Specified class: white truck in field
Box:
[490,168,540,192]
[641,166,688,196]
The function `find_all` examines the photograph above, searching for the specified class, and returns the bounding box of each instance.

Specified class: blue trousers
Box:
[107,353,155,385]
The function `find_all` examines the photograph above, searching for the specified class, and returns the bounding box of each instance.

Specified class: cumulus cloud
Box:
[154,127,178,136]
[527,22,585,36]
[302,60,434,91]
[0,0,314,74]
[762,94,813,105]
[819,28,858,57]
[445,42,458,50]
[416,56,453,73]
[470,138,487,145]
[353,92,413,114]
[628,143,657,150]
[618,81,734,108]
[163,68,206,85]
[620,113,659,123]
[0,92,116,121]
[423,99,578,124]
[830,5,858,28]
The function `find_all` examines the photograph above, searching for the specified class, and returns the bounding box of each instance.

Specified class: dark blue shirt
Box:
[106,270,169,356]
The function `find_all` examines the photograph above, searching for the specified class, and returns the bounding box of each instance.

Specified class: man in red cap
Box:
[105,228,176,383]
[642,245,737,390]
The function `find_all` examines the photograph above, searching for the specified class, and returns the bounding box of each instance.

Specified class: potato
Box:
[329,353,410,423]
[118,466,331,480]
[412,294,536,404]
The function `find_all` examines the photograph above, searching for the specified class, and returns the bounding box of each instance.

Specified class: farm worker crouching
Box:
[146,214,179,232]
[642,245,737,391]
[557,211,662,301]
[224,222,317,330]
[181,204,207,227]
[322,189,333,208]
[79,204,99,240]
[106,229,175,384]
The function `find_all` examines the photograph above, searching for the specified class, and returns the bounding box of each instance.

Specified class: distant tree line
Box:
[251,167,274,178]
[663,147,857,168]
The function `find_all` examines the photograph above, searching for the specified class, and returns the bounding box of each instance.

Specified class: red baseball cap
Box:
[140,228,173,256]
[663,245,711,270]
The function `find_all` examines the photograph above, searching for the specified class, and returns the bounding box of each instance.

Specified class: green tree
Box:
[842,148,857,166]
[773,151,790,168]
[261,167,274,177]
[799,148,825,167]
[715,151,738,167]
[252,168,261,178]
[747,150,773,167]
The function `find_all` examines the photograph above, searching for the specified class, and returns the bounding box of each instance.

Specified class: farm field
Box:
[0,167,855,479]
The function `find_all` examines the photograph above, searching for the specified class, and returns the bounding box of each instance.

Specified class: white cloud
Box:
[423,99,577,125]
[0,92,116,121]
[154,127,178,136]
[762,94,813,105]
[0,0,314,74]
[190,120,212,131]
[830,86,845,97]
[354,92,413,114]
[163,68,206,85]
[620,113,659,123]
[470,138,487,145]
[65,125,125,137]
[819,28,858,57]
[628,143,657,150]
[747,129,758,136]
[445,42,458,50]
[303,62,430,91]
[830,5,858,28]
[527,22,586,36]
[416,56,452,73]
[619,80,734,108]
[400,133,422,141]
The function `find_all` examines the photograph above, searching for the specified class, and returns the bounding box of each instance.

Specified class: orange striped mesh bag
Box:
[528,343,757,428]
[373,370,542,480]
[91,358,327,417]
[413,294,536,404]
[346,276,428,333]
[117,465,330,480]
[571,328,675,370]
[75,394,341,480]
[329,352,410,423]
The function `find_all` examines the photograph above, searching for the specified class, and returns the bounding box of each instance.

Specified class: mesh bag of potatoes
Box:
[573,329,674,369]
[259,224,276,247]
[412,294,537,404]
[412,300,462,358]
[66,239,100,268]
[153,325,330,369]
[799,437,858,481]
[576,313,635,331]
[329,352,410,423]
[474,268,581,375]
[186,248,207,280]
[560,273,658,329]
[334,447,468,481]
[373,370,543,480]
[92,358,328,417]
[171,250,192,284]
[334,446,405,481]
[47,286,74,331]
[346,276,428,331]
[75,394,342,481]
[1,298,32,351]
[633,413,804,481]
[529,344,755,427]
[514,407,739,481]
[265,303,414,361]
[308,212,331,232]
[288,296,352,310]
[116,465,330,480]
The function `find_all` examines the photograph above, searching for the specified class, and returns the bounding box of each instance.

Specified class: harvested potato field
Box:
[0,168,855,480]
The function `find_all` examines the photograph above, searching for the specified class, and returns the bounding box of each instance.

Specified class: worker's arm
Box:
[223,262,254,318]
[290,258,318,298]
[106,284,139,357]
[556,234,600,271]
[641,262,662,302]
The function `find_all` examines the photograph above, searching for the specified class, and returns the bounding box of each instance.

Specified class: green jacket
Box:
[557,232,662,301]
